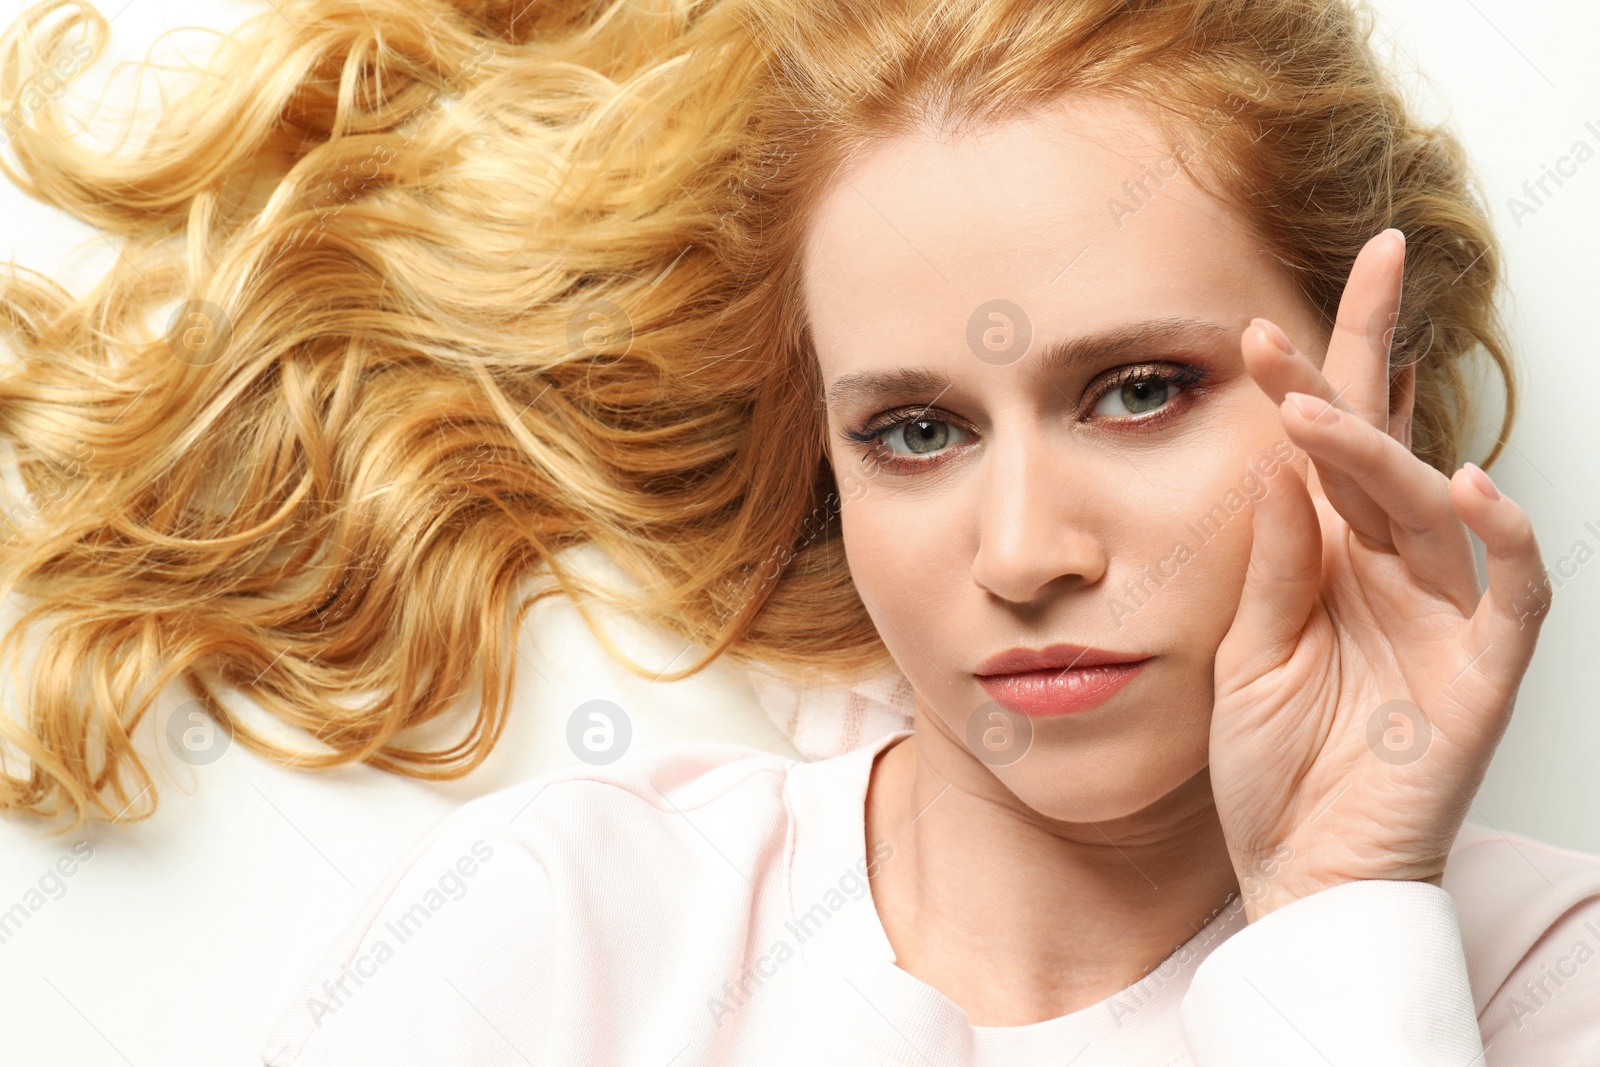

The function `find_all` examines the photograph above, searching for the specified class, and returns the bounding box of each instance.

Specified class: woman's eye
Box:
[1092,373,1181,418]
[883,419,967,457]
[842,364,1206,473]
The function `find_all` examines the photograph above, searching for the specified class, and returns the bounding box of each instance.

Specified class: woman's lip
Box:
[975,659,1151,717]
[973,643,1151,675]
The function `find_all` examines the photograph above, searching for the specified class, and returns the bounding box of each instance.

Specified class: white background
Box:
[0,1,1596,1064]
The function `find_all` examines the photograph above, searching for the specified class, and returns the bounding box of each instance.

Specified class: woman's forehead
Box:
[798,99,1287,387]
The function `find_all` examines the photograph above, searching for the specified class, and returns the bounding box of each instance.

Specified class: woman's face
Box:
[802,95,1331,824]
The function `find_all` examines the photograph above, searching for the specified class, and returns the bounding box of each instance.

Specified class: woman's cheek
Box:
[1109,451,1270,647]
[840,499,961,662]
[1181,460,1279,645]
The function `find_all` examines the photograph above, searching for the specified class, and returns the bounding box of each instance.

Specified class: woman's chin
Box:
[990,748,1215,828]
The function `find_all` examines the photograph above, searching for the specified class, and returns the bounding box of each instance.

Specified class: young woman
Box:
[0,0,1595,1062]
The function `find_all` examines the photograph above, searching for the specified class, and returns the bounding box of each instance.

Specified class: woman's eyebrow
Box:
[822,316,1233,410]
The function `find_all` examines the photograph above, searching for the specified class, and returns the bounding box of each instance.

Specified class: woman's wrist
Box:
[1241,869,1446,924]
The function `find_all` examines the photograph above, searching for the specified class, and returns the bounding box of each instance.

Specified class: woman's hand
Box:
[1208,228,1554,923]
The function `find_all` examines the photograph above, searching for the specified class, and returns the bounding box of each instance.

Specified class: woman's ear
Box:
[1389,356,1415,452]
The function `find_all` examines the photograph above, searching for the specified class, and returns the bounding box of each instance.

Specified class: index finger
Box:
[1323,228,1406,435]
[1241,229,1408,549]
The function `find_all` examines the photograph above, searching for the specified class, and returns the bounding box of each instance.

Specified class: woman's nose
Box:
[968,434,1110,605]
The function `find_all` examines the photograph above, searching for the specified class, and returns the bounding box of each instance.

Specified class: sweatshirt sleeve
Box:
[259,804,557,1067]
[1178,879,1485,1066]
[1477,891,1600,1064]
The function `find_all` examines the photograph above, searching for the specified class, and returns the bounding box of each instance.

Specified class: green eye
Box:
[1091,367,1196,418]
[887,419,963,456]
[1120,377,1171,415]
[840,412,972,473]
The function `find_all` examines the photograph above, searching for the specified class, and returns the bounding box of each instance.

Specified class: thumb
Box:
[1218,448,1323,685]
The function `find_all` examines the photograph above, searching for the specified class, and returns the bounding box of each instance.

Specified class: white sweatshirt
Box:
[261,728,1600,1066]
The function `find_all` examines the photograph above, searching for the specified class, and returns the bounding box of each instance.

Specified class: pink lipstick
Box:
[973,643,1151,718]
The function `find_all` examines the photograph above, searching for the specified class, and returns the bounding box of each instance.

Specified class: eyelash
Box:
[840,362,1210,475]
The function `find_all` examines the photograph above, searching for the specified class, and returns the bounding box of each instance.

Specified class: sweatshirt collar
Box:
[783,728,1247,1065]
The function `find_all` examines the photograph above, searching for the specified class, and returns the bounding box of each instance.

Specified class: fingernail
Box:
[1287,391,1338,425]
[1463,461,1499,500]
[1256,318,1295,356]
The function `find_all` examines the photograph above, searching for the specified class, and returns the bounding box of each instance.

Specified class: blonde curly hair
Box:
[0,0,1517,831]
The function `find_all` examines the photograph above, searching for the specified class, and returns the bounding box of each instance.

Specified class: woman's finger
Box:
[1218,448,1323,685]
[1242,229,1408,547]
[1449,466,1553,691]
[1278,389,1480,612]
[1243,322,1393,547]
[1321,229,1407,432]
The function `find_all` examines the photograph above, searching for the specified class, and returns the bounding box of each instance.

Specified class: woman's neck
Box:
[863,724,1240,1027]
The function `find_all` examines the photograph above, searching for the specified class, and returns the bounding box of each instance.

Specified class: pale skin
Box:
[801,95,1552,1026]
